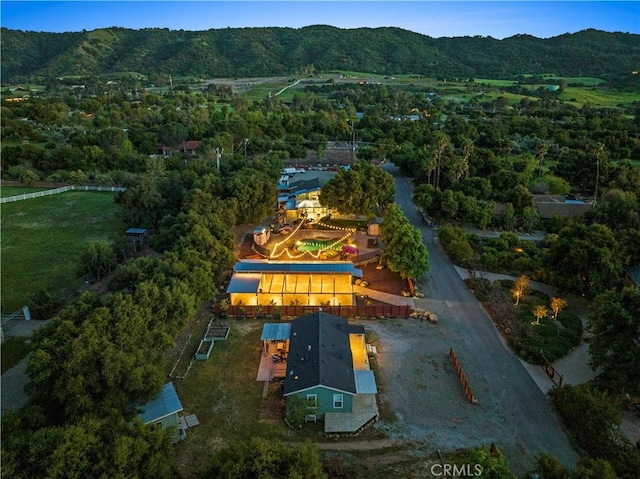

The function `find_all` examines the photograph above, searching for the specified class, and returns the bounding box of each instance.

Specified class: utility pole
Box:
[348,119,355,162]
[593,142,604,205]
[243,138,249,159]
[215,147,223,173]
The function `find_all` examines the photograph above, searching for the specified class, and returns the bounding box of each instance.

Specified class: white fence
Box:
[1,306,31,339]
[1,185,126,203]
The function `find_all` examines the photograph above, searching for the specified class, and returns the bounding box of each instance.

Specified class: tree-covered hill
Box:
[1,26,638,83]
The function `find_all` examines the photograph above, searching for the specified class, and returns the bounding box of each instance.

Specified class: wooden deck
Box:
[256,341,288,382]
[324,393,378,433]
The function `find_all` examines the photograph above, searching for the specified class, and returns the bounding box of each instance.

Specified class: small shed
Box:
[253,226,270,246]
[624,266,640,288]
[367,217,383,236]
[137,382,186,442]
[126,227,149,252]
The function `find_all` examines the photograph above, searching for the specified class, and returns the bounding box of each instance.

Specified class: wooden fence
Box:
[223,304,410,319]
[541,353,564,387]
[449,347,478,404]
[353,249,383,265]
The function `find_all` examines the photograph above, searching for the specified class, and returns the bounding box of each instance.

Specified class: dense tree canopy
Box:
[320,161,395,216]
[587,287,640,393]
[200,438,326,479]
[545,222,623,297]
[380,203,429,281]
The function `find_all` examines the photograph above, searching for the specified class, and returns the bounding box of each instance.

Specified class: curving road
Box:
[383,162,577,470]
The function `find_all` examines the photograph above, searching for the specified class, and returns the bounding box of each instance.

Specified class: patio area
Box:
[324,393,379,434]
[256,323,290,382]
[256,340,288,382]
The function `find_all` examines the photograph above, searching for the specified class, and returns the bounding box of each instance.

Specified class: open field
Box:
[475,78,516,87]
[1,191,123,312]
[559,86,640,108]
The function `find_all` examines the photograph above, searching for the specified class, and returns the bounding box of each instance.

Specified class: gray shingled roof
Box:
[283,311,356,396]
[288,177,321,196]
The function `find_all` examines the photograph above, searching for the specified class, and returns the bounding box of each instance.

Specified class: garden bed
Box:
[205,321,230,340]
[469,278,583,364]
[195,338,215,360]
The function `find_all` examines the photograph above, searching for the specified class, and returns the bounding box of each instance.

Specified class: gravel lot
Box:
[360,298,567,475]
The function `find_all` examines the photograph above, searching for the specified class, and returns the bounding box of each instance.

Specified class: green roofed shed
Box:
[137,382,186,442]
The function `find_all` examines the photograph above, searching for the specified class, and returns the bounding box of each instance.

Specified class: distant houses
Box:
[533,194,593,219]
[157,140,202,157]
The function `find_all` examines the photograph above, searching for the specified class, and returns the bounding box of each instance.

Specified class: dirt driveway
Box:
[360,312,559,476]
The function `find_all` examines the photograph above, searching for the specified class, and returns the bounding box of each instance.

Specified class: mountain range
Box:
[1,25,638,83]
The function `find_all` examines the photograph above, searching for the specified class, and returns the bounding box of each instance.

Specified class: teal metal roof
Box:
[261,323,291,341]
[233,260,362,277]
[625,266,640,286]
[137,382,183,424]
[126,228,148,235]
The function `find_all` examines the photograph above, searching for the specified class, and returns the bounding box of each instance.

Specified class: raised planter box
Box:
[195,339,214,360]
[205,323,230,341]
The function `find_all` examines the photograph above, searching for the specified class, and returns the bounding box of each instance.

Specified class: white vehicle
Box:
[281,167,305,177]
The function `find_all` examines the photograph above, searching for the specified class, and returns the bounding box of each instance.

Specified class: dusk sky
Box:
[1,1,638,39]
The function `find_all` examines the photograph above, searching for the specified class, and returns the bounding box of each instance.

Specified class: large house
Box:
[277,177,328,222]
[282,311,378,433]
[533,194,593,219]
[226,259,362,306]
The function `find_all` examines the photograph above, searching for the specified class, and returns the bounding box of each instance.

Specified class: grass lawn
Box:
[174,321,296,478]
[474,78,516,87]
[1,336,31,374]
[1,186,55,198]
[243,80,297,101]
[1,191,124,312]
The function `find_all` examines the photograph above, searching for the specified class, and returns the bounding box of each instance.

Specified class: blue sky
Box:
[1,1,638,39]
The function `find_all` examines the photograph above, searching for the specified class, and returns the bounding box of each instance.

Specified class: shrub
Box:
[28,289,63,320]
[549,384,640,478]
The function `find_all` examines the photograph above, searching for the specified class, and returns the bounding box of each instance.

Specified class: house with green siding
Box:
[137,382,187,442]
[283,311,378,433]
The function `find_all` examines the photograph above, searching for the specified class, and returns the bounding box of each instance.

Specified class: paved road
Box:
[383,162,578,469]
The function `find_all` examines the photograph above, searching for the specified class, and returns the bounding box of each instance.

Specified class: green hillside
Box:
[1,26,638,85]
